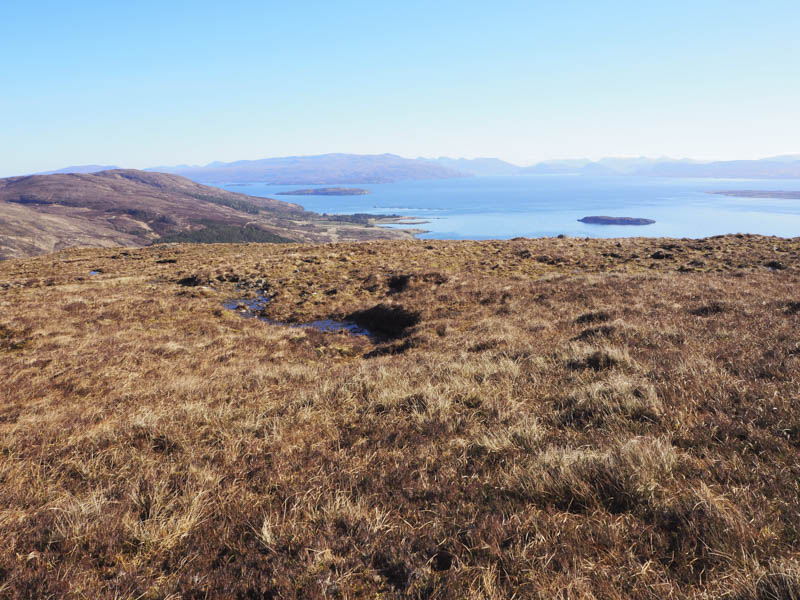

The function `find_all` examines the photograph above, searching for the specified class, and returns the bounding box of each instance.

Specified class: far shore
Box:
[374,216,430,225]
[277,187,370,196]
[711,190,800,200]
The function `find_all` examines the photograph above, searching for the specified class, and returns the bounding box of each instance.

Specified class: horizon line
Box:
[15,151,800,178]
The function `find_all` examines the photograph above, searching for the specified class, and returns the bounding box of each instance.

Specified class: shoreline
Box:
[371,215,430,237]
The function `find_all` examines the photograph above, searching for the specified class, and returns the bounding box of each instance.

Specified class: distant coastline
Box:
[222,177,800,239]
[711,190,800,200]
[277,187,370,196]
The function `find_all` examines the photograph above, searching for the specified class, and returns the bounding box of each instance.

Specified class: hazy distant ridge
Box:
[148,153,467,184]
[641,159,800,178]
[39,153,800,182]
[422,157,522,177]
[520,155,800,178]
[38,165,121,175]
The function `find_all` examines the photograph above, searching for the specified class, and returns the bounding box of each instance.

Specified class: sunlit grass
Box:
[1,234,799,598]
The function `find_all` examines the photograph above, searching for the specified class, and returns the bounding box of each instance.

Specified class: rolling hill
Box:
[0,169,414,259]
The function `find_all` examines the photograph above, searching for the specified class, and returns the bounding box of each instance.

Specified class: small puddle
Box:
[223,294,373,338]
[301,319,372,336]
[222,294,271,316]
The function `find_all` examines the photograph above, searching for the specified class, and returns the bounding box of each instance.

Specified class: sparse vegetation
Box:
[157,223,295,244]
[320,213,399,225]
[120,208,178,225]
[0,234,799,598]
[186,192,264,215]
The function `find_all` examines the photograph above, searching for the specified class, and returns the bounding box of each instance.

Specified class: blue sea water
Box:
[219,176,800,239]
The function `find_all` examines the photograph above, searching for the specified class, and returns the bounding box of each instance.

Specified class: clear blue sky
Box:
[2,0,799,176]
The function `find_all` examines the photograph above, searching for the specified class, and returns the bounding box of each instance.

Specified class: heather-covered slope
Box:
[0,170,413,259]
[1,235,799,598]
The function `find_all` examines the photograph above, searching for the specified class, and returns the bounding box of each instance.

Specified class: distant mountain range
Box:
[428,154,800,179]
[636,159,800,179]
[36,153,800,183]
[421,157,522,177]
[147,153,465,184]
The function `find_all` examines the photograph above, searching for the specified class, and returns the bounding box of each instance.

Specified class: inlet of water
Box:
[223,294,373,338]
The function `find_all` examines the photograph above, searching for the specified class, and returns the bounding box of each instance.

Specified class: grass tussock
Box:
[506,436,680,513]
[557,373,663,425]
[563,342,636,371]
[0,234,798,598]
[727,559,800,600]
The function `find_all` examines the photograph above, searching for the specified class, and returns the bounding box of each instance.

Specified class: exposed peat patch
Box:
[345,303,421,338]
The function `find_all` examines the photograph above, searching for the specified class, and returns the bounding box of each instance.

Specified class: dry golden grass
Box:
[0,234,799,598]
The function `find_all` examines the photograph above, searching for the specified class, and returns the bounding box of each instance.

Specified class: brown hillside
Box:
[1,235,799,598]
[0,170,413,259]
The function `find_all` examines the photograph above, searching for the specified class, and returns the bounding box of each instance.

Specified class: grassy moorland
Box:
[1,234,799,599]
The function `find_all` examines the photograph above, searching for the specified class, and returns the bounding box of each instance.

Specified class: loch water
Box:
[220,175,800,239]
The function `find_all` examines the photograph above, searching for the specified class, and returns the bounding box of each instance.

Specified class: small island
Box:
[277,187,370,196]
[578,216,656,226]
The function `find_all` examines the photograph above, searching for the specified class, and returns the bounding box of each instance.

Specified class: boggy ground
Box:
[1,234,799,599]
